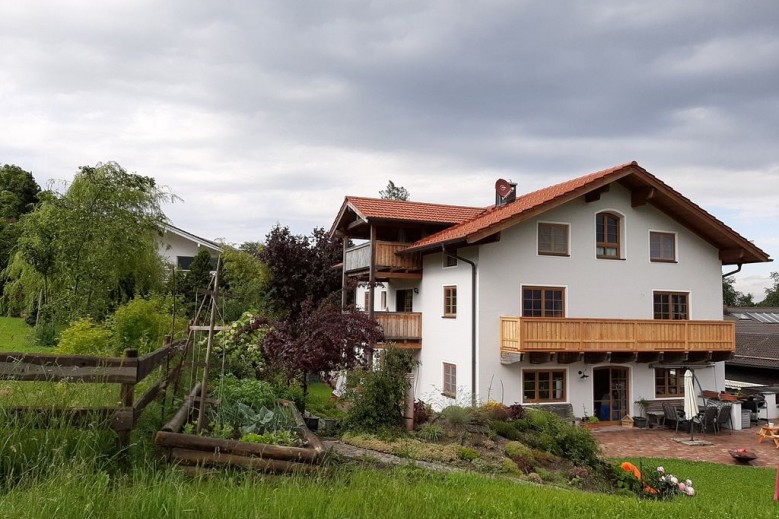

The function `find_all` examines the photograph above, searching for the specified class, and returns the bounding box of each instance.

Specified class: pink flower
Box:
[685,479,693,487]
[678,483,686,492]
[657,466,665,474]
[670,476,679,485]
[686,487,695,497]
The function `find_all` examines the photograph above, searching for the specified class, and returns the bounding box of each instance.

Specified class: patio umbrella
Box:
[683,370,699,440]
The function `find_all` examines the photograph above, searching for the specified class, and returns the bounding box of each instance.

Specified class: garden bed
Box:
[155,382,326,474]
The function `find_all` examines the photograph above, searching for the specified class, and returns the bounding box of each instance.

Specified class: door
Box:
[593,367,629,423]
[395,289,413,312]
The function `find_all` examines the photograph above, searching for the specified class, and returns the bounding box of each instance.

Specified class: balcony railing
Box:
[500,317,735,353]
[344,241,421,272]
[376,312,422,348]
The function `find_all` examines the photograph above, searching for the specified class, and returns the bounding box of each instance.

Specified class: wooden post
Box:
[366,225,376,365]
[341,235,348,309]
[118,348,138,455]
[196,258,220,435]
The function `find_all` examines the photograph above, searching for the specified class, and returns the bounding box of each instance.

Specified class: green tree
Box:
[0,165,40,288]
[723,277,755,307]
[759,272,779,307]
[379,180,410,201]
[3,162,173,326]
[220,246,268,320]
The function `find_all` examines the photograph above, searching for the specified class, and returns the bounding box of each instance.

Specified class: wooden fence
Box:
[0,339,189,449]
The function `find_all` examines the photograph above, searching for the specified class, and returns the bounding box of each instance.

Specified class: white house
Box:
[330,162,770,423]
[157,224,222,271]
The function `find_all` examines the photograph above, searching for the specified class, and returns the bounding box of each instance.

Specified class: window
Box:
[443,286,457,317]
[380,291,387,310]
[443,254,458,268]
[596,212,620,258]
[654,292,689,320]
[538,223,569,256]
[443,363,457,397]
[363,291,370,311]
[396,289,413,312]
[650,232,676,262]
[177,256,194,270]
[522,287,565,317]
[655,368,687,397]
[523,370,566,402]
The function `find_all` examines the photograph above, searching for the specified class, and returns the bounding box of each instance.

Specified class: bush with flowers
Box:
[619,461,695,500]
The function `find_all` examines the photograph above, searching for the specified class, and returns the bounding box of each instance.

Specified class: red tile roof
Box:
[344,196,485,225]
[404,162,636,251]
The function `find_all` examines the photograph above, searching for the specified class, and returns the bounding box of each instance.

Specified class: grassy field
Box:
[0,316,37,352]
[0,458,776,518]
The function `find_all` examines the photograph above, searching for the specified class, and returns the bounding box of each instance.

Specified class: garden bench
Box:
[644,398,683,427]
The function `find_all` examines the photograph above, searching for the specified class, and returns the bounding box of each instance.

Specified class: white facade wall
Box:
[157,231,220,269]
[409,184,726,414]
[474,184,725,416]
[414,248,478,407]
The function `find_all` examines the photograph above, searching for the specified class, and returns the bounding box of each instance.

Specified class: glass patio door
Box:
[593,367,629,422]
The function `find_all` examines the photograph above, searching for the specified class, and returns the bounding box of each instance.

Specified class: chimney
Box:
[495,179,517,206]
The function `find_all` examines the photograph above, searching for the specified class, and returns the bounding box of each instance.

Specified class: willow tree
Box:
[3,162,175,326]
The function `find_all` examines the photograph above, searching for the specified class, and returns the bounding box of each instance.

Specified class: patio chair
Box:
[714,403,733,434]
[699,405,718,434]
[663,403,688,433]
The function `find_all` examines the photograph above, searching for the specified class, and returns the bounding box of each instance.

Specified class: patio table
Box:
[756,425,779,444]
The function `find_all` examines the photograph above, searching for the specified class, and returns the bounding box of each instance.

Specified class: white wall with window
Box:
[474,182,724,413]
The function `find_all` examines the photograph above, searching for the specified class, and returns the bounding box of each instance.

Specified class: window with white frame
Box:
[443,363,456,397]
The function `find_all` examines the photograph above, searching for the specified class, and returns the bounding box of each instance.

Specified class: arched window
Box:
[596,212,620,258]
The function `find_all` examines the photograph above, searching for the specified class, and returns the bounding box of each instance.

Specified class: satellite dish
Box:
[495,179,513,198]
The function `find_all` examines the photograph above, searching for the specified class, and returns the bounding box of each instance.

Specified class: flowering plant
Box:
[620,462,695,500]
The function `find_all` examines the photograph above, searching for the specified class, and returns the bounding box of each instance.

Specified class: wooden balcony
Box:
[500,317,734,363]
[376,312,422,350]
[344,241,421,278]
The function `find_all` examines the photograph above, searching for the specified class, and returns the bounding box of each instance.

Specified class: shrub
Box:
[440,405,474,427]
[456,446,479,462]
[343,346,415,432]
[504,441,536,474]
[212,311,268,379]
[507,403,525,420]
[418,424,444,442]
[56,318,112,355]
[413,399,431,427]
[510,409,600,468]
[489,420,520,440]
[500,458,521,474]
[479,401,509,421]
[111,296,178,355]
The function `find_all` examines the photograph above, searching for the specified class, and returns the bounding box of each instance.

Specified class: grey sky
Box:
[1,1,777,298]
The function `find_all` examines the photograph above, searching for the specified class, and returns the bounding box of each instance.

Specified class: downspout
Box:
[442,245,478,407]
[722,264,742,279]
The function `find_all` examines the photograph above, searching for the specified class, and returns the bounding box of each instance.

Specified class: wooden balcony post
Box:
[367,225,376,365]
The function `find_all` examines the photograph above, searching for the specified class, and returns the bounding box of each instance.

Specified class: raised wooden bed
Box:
[155,385,326,474]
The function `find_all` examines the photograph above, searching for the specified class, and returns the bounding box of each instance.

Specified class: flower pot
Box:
[304,416,319,431]
[633,416,648,429]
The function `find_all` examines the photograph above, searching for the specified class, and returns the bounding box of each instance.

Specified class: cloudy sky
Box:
[1,1,778,298]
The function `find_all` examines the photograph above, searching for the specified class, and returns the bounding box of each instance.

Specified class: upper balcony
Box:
[375,311,422,350]
[344,241,422,279]
[500,317,734,364]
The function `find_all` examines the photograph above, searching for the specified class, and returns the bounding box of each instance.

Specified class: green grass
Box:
[305,381,346,418]
[0,316,41,353]
[0,460,777,518]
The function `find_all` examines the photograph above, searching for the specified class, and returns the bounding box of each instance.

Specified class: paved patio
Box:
[592,423,779,467]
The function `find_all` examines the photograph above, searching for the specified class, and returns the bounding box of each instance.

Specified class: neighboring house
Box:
[724,306,779,387]
[330,161,770,422]
[157,223,222,271]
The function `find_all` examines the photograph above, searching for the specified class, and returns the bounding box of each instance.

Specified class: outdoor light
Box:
[578,370,589,380]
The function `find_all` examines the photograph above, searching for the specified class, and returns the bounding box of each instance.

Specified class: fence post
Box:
[118,348,138,455]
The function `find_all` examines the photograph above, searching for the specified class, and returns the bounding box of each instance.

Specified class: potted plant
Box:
[633,397,650,429]
[582,415,600,429]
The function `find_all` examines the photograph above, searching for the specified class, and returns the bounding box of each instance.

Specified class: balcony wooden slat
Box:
[375,312,422,349]
[344,241,421,273]
[500,316,735,355]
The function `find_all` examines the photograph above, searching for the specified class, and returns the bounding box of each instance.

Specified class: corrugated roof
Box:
[344,196,485,225]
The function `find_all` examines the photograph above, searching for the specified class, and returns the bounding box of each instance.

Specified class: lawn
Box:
[0,458,776,518]
[0,316,49,353]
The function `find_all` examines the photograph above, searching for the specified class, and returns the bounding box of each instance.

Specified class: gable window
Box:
[650,232,676,262]
[443,286,457,317]
[655,368,687,397]
[522,286,565,317]
[523,369,566,402]
[443,254,458,268]
[654,292,689,320]
[538,223,569,256]
[443,363,457,397]
[596,212,621,259]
